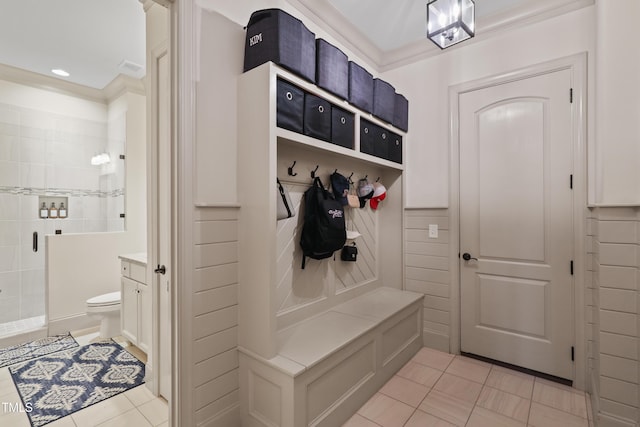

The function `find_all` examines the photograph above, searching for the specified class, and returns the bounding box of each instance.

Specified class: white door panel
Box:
[460,70,574,380]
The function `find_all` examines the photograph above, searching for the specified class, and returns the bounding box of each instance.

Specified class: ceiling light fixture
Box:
[51,68,70,77]
[426,0,475,49]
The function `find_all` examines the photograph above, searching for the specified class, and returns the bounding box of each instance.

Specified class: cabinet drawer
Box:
[129,262,147,284]
[121,261,131,278]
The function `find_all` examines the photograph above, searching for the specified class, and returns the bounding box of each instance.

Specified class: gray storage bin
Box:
[316,39,349,100]
[373,78,395,124]
[243,9,316,82]
[348,61,373,113]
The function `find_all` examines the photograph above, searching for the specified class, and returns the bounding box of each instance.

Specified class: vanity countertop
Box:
[119,252,147,265]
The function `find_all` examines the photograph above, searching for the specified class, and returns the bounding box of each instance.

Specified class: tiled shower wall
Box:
[0,102,124,324]
[591,207,640,427]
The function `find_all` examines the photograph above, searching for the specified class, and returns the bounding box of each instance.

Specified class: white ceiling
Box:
[0,0,591,89]
[326,0,529,51]
[295,0,592,69]
[0,0,145,90]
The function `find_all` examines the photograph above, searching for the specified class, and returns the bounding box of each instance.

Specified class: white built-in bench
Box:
[239,287,424,427]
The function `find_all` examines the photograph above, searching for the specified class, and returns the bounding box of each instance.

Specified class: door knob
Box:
[154,264,166,275]
[462,253,478,261]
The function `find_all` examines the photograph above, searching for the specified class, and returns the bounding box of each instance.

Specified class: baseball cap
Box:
[369,182,387,210]
[357,178,374,208]
[330,172,350,206]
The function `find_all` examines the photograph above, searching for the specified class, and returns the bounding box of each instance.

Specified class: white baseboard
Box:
[48,313,99,336]
[423,330,450,353]
[198,403,240,427]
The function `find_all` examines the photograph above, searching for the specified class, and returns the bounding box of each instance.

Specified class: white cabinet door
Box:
[138,282,151,354]
[121,277,139,344]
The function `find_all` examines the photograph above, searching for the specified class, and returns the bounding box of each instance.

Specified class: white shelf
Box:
[237,62,406,361]
[277,128,404,171]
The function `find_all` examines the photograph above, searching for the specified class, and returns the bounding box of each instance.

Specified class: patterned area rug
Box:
[0,333,78,369]
[10,342,145,427]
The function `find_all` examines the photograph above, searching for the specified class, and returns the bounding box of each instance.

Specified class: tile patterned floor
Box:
[344,347,594,427]
[0,330,168,427]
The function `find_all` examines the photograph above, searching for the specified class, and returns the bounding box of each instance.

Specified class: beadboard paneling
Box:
[592,207,640,426]
[404,208,450,352]
[192,206,239,426]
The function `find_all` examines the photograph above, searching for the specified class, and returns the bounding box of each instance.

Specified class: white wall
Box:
[382,6,596,207]
[595,0,640,205]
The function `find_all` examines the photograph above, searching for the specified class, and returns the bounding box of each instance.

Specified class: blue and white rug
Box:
[9,341,145,427]
[0,333,78,369]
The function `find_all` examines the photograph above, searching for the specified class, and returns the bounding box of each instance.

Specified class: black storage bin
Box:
[276,79,304,133]
[243,9,316,83]
[316,39,349,100]
[360,119,377,157]
[393,93,409,132]
[373,124,389,159]
[304,93,331,142]
[360,120,374,156]
[348,62,373,113]
[388,131,402,164]
[331,106,354,149]
[373,78,395,124]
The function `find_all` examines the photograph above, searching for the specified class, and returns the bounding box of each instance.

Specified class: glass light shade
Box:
[90,153,111,166]
[427,0,475,49]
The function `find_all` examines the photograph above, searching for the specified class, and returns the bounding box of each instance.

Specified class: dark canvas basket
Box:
[373,78,396,124]
[304,93,331,142]
[394,93,409,131]
[360,119,375,157]
[276,79,304,133]
[331,105,354,149]
[348,61,373,113]
[316,39,349,100]
[243,9,316,83]
[388,131,402,164]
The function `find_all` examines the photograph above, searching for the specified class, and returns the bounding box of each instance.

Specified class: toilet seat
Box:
[87,291,121,308]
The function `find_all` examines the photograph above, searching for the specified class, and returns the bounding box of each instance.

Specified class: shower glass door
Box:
[0,101,125,338]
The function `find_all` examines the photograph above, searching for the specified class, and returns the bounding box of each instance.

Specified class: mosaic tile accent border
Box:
[0,186,124,198]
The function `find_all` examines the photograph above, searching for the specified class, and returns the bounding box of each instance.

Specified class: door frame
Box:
[448,53,588,389]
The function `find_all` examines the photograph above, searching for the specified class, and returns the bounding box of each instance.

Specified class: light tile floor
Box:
[344,347,594,427]
[0,330,168,427]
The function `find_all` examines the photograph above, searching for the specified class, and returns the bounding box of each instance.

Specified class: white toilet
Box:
[86,291,121,339]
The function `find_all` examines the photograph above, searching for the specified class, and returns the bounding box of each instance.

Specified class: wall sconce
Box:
[90,153,111,166]
[427,0,475,49]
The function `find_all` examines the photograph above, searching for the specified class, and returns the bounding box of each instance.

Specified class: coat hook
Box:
[311,165,319,179]
[287,161,297,176]
[376,177,380,182]
[348,172,354,185]
[334,169,338,174]
[363,175,368,181]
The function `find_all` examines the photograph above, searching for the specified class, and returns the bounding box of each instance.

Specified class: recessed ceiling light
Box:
[51,68,70,77]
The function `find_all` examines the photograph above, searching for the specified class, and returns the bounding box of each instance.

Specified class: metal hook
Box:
[348,172,354,185]
[334,169,338,174]
[376,177,380,182]
[363,175,368,181]
[287,161,297,176]
[311,165,319,179]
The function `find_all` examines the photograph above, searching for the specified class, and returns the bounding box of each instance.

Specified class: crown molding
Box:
[0,63,107,103]
[0,62,146,105]
[287,0,385,73]
[288,0,594,73]
[103,74,146,103]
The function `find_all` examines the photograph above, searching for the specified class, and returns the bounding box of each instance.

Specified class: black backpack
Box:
[300,177,347,268]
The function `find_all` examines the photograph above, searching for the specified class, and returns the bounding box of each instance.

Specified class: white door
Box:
[459,69,574,380]
[157,50,172,402]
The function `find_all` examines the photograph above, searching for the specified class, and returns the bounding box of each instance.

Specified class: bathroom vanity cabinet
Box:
[120,253,151,355]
